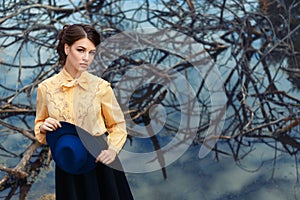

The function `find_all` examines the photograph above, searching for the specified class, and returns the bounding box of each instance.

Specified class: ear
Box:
[64,44,70,56]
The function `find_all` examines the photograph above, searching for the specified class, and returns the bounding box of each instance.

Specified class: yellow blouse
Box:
[34,68,127,154]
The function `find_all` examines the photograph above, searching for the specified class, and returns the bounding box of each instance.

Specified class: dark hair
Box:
[56,24,101,65]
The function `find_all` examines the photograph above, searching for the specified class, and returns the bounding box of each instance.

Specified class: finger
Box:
[45,118,61,130]
[45,124,56,131]
[101,158,108,165]
[103,158,112,165]
[44,117,55,124]
[51,121,60,129]
[101,156,112,165]
[95,151,104,163]
[98,151,116,165]
[47,118,60,129]
[96,151,111,163]
[57,121,62,128]
[42,123,53,132]
[45,122,56,131]
[43,122,58,132]
[51,118,61,129]
[96,156,107,164]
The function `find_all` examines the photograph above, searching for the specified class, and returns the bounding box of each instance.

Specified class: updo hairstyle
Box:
[56,24,101,65]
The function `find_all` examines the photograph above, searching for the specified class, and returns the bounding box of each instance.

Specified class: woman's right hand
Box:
[40,117,62,133]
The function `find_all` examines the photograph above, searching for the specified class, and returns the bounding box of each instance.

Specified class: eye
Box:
[89,51,96,56]
[77,48,85,53]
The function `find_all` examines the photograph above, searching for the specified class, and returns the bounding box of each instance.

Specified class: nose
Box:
[83,52,89,61]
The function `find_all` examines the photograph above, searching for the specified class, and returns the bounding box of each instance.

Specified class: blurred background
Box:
[1,0,300,199]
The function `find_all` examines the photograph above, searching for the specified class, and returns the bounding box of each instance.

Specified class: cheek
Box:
[69,49,80,58]
[88,56,95,63]
[74,52,82,60]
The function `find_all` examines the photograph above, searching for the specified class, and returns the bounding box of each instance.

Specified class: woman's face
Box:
[64,38,97,77]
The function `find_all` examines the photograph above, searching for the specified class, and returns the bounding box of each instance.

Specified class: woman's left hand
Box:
[96,149,117,165]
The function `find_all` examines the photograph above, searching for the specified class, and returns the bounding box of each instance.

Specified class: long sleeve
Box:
[100,84,127,154]
[33,69,128,152]
[34,84,49,144]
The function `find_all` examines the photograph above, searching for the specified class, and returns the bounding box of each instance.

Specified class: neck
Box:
[63,66,82,79]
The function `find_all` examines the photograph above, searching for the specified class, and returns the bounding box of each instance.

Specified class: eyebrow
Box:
[77,45,96,51]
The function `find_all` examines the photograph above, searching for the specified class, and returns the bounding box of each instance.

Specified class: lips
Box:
[80,63,88,67]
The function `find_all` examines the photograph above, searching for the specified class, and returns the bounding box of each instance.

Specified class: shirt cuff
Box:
[34,122,47,144]
[108,144,121,154]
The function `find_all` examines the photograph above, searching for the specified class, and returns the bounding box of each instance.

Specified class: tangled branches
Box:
[0,0,300,199]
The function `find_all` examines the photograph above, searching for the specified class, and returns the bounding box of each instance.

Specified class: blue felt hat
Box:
[46,121,107,174]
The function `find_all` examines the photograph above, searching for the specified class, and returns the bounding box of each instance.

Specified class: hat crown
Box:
[46,122,104,174]
[55,135,87,173]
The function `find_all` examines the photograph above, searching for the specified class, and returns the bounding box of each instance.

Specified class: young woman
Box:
[34,24,134,200]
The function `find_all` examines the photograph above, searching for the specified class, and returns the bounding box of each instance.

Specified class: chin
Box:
[79,67,88,71]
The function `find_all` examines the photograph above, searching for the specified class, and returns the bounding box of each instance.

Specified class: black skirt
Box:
[55,162,134,200]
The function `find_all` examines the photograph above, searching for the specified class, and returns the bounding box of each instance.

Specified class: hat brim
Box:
[46,121,107,174]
